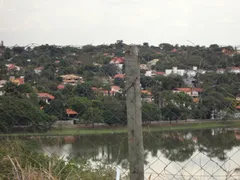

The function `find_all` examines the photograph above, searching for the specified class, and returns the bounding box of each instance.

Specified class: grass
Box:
[0,140,118,180]
[1,120,240,137]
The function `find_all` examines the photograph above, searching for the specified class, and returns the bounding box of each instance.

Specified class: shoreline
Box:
[1,120,240,137]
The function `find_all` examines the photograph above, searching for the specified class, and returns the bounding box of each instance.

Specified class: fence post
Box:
[125,45,144,180]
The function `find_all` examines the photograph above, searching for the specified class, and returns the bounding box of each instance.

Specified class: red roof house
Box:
[110,57,125,64]
[57,84,65,90]
[173,88,204,98]
[38,93,55,104]
[114,74,125,79]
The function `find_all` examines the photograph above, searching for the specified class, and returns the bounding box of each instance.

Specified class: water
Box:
[38,128,240,180]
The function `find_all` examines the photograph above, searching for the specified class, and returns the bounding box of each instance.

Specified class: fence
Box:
[0,42,240,179]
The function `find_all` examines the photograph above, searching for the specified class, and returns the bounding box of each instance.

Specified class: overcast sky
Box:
[1,0,240,46]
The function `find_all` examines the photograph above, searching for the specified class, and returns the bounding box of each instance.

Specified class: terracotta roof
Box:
[66,109,78,115]
[141,90,152,95]
[111,86,121,91]
[91,87,99,91]
[57,85,65,89]
[174,88,204,93]
[156,72,165,75]
[38,93,55,100]
[61,74,81,79]
[229,67,240,70]
[111,57,124,64]
[34,66,44,70]
[236,106,240,110]
[193,98,200,103]
[114,74,125,79]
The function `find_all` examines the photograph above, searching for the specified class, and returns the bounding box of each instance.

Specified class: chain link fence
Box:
[0,42,240,179]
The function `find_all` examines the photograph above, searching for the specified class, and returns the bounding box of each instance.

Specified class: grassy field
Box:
[1,120,240,137]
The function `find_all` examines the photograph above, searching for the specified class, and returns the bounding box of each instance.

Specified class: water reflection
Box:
[39,129,240,179]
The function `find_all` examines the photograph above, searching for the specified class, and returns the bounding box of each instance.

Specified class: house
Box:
[140,64,148,70]
[93,62,102,67]
[103,53,114,57]
[111,85,121,93]
[5,64,21,71]
[60,74,84,85]
[141,90,153,103]
[173,88,204,98]
[171,49,178,53]
[0,80,6,96]
[228,67,240,74]
[37,93,55,104]
[66,109,78,119]
[9,76,24,85]
[165,67,185,76]
[222,48,234,56]
[57,84,65,90]
[100,86,122,96]
[216,68,225,74]
[0,80,7,88]
[34,67,44,74]
[236,94,240,102]
[145,70,156,77]
[186,66,199,77]
[235,131,240,141]
[114,74,125,79]
[147,59,159,68]
[156,72,165,76]
[110,57,124,64]
[141,90,152,96]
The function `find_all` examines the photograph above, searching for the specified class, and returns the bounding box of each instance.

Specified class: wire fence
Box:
[0,42,240,179]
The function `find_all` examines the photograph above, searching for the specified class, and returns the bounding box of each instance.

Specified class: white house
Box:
[140,64,148,70]
[228,67,240,74]
[186,66,206,77]
[165,67,185,76]
[216,68,225,74]
[145,70,156,77]
[34,67,44,74]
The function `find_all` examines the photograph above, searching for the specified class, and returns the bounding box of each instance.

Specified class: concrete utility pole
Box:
[125,45,144,180]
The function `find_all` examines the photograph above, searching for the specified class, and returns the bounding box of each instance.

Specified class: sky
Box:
[1,0,240,47]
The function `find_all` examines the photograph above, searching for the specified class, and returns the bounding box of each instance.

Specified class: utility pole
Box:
[125,45,144,180]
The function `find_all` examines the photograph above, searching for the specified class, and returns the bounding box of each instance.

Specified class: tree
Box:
[0,96,54,132]
[114,78,125,88]
[81,107,104,128]
[159,43,174,51]
[140,76,156,89]
[44,99,66,120]
[143,42,149,47]
[18,83,34,93]
[72,83,94,98]
[159,132,195,162]
[67,97,92,116]
[12,46,24,54]
[102,96,126,125]
[3,82,22,98]
[209,44,220,52]
[142,103,161,122]
[3,48,12,60]
[101,64,118,77]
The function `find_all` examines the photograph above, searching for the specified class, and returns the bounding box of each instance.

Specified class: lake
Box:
[37,128,240,179]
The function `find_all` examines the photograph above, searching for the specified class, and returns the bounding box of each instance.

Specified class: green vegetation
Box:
[0,41,240,133]
[1,121,240,137]
[0,140,118,180]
